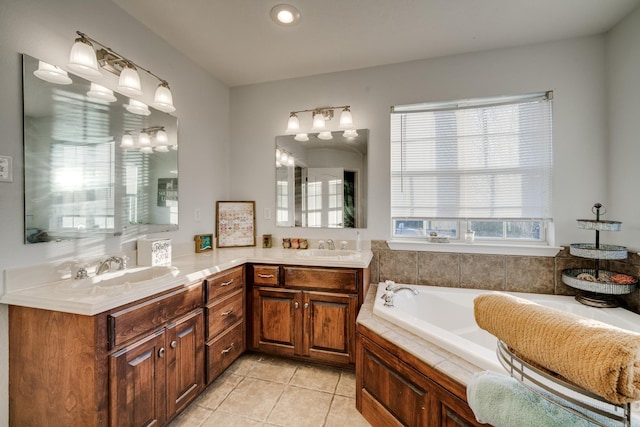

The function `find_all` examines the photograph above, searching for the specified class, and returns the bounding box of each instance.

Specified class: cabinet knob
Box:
[170,340,178,349]
[158,347,165,358]
[294,301,299,309]
[304,303,309,309]
[221,308,234,316]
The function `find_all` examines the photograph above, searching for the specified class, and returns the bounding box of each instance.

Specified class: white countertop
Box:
[0,247,372,316]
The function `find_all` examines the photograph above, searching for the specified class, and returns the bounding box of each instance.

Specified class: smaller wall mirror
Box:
[275,130,368,228]
[23,54,178,243]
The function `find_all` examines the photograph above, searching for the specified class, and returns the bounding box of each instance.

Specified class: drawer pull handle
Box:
[221,343,234,355]
[158,348,165,358]
[170,340,178,349]
[221,308,234,316]
[257,273,274,278]
[220,279,234,287]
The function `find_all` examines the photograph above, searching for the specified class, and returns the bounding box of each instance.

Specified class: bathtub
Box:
[373,284,640,373]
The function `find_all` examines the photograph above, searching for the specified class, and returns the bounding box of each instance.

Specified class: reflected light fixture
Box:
[87,82,116,102]
[120,126,170,153]
[285,105,356,140]
[270,4,301,26]
[126,99,151,116]
[120,132,134,148]
[66,31,176,112]
[33,61,72,85]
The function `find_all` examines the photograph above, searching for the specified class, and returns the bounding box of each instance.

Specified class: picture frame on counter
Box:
[194,234,213,253]
[215,201,256,248]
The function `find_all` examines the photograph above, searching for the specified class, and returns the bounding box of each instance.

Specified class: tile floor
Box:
[169,353,372,427]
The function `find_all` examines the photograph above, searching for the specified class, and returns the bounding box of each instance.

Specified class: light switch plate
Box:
[0,155,12,183]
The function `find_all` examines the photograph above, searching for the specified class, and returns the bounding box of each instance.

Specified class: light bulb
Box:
[317,131,333,140]
[126,99,150,116]
[120,133,134,148]
[67,36,102,78]
[339,107,354,129]
[311,112,326,131]
[152,83,175,113]
[87,83,116,102]
[34,61,72,85]
[117,65,142,96]
[286,113,300,134]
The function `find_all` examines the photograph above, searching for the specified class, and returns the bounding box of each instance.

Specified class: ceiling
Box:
[111,0,640,87]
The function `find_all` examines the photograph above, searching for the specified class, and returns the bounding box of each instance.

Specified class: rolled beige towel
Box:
[474,292,640,404]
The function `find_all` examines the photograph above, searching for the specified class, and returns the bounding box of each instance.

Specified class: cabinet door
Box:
[166,309,205,419]
[252,287,301,357]
[303,291,357,365]
[109,330,167,427]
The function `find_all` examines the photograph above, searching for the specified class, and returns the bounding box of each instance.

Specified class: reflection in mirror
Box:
[22,54,178,243]
[276,130,368,228]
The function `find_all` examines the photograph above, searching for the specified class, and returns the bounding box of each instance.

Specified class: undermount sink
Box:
[56,265,180,295]
[296,249,360,260]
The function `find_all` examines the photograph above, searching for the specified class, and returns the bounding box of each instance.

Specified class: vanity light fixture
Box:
[270,4,301,26]
[120,126,170,153]
[33,61,72,85]
[285,105,358,141]
[285,105,356,140]
[66,31,176,113]
[275,147,295,167]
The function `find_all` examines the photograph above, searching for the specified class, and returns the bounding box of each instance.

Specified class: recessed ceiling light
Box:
[270,4,301,26]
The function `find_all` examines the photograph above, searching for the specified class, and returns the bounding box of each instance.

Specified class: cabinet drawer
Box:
[206,289,244,340]
[283,267,358,293]
[205,265,244,302]
[252,265,280,286]
[206,320,245,383]
[108,283,202,349]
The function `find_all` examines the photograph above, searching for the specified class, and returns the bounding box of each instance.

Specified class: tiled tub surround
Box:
[369,240,640,314]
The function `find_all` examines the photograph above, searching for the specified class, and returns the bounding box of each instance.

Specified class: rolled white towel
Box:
[466,371,634,427]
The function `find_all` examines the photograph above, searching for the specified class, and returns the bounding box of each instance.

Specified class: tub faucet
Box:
[96,256,127,275]
[326,239,335,250]
[381,284,418,307]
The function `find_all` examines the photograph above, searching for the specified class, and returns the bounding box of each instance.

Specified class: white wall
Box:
[230,36,609,246]
[607,6,640,247]
[0,1,230,424]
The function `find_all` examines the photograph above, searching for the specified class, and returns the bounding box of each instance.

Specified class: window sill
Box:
[386,239,563,257]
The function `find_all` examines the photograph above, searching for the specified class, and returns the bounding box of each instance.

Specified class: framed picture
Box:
[194,234,213,253]
[216,201,256,248]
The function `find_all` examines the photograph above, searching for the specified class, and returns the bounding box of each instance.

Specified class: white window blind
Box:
[390,92,553,220]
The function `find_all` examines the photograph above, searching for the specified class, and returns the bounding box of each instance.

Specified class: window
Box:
[390,92,553,243]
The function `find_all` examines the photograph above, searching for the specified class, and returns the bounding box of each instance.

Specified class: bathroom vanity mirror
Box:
[275,130,368,228]
[22,54,178,243]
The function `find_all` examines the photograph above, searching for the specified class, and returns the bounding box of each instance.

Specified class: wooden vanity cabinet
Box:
[248,264,366,367]
[204,265,245,383]
[9,281,205,427]
[356,326,483,427]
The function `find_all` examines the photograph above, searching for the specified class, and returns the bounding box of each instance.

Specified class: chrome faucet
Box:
[326,239,335,250]
[381,282,418,307]
[96,256,127,275]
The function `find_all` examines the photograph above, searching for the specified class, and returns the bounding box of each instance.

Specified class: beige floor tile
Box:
[325,396,371,427]
[246,356,299,383]
[334,370,356,398]
[226,353,263,376]
[266,386,333,427]
[201,410,264,426]
[217,377,285,421]
[169,404,213,427]
[195,372,244,410]
[289,364,341,393]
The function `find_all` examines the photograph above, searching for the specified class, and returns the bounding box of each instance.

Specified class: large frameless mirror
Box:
[22,54,178,243]
[275,130,368,228]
